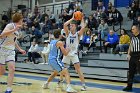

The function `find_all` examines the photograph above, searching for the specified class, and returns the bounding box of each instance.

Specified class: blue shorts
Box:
[48,59,64,72]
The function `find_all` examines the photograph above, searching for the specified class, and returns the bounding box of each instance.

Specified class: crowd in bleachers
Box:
[1,0,140,64]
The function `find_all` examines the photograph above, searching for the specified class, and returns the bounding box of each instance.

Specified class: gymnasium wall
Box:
[0,0,29,14]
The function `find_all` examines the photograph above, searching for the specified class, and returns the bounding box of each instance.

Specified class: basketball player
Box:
[42,29,77,92]
[62,15,87,91]
[0,13,26,93]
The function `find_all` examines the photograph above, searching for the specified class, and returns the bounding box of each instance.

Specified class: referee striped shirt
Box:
[130,34,140,54]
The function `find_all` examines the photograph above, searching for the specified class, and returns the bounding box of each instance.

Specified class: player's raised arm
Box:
[63,15,74,36]
[78,17,87,37]
[57,41,70,56]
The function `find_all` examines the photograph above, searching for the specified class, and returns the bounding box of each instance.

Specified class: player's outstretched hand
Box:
[19,49,26,55]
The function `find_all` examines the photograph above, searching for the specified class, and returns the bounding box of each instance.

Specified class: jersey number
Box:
[70,39,74,44]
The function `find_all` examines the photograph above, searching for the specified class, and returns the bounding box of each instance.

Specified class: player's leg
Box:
[42,59,59,89]
[60,67,77,92]
[5,51,16,93]
[0,65,5,76]
[72,55,86,91]
[6,61,15,93]
[42,70,58,89]
[0,49,6,76]
[58,56,71,84]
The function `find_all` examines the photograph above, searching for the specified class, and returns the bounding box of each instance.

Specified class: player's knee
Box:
[8,66,15,73]
[53,71,58,76]
[61,68,68,75]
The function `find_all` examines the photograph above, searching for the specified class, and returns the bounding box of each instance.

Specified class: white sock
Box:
[82,83,86,87]
[45,81,49,84]
[67,84,71,88]
[6,87,12,91]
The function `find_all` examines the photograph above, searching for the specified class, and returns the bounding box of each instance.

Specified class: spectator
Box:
[106,6,112,20]
[28,42,41,64]
[56,14,63,29]
[128,1,138,20]
[30,26,42,42]
[107,6,123,26]
[1,12,9,30]
[62,9,71,22]
[33,16,41,30]
[40,40,50,64]
[49,12,56,24]
[104,30,119,53]
[75,0,83,11]
[79,29,96,53]
[98,19,109,40]
[87,15,98,30]
[115,29,130,53]
[2,11,9,22]
[133,15,140,26]
[42,15,52,34]
[68,1,75,11]
[108,2,113,10]
[97,0,105,12]
[84,33,98,54]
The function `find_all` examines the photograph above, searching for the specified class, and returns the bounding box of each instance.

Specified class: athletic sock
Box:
[67,84,71,88]
[82,83,86,87]
[6,87,12,91]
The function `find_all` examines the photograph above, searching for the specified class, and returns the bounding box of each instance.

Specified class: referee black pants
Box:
[128,55,140,86]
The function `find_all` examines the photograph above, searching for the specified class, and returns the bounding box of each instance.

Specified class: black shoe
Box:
[123,86,132,91]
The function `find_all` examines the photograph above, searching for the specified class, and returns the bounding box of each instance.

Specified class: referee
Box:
[123,25,140,91]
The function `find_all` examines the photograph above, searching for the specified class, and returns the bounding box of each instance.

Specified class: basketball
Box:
[74,11,83,21]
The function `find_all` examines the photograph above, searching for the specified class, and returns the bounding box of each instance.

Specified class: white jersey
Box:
[0,23,19,50]
[66,32,79,56]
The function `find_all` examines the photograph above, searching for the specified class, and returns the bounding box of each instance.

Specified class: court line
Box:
[4,73,140,93]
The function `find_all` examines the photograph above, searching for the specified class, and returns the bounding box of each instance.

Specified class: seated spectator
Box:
[79,29,96,53]
[49,12,56,24]
[42,15,52,34]
[87,15,98,30]
[85,33,98,54]
[108,2,113,10]
[114,29,130,53]
[104,30,119,53]
[128,1,138,20]
[98,19,109,40]
[107,6,123,26]
[75,0,83,11]
[133,15,140,26]
[28,42,41,64]
[30,25,42,42]
[40,40,50,64]
[62,8,71,22]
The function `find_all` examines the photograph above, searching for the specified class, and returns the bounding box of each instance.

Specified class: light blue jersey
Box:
[49,40,61,60]
[48,40,64,72]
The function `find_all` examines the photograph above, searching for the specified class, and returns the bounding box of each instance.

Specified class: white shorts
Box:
[62,54,79,65]
[0,47,15,65]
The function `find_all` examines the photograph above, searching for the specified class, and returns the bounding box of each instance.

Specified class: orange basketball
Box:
[74,11,83,21]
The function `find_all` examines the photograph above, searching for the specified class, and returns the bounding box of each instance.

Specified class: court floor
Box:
[0,72,140,93]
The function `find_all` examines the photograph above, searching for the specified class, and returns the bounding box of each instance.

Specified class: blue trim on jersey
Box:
[56,48,63,70]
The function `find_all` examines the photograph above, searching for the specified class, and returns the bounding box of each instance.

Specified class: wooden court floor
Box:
[0,72,140,93]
